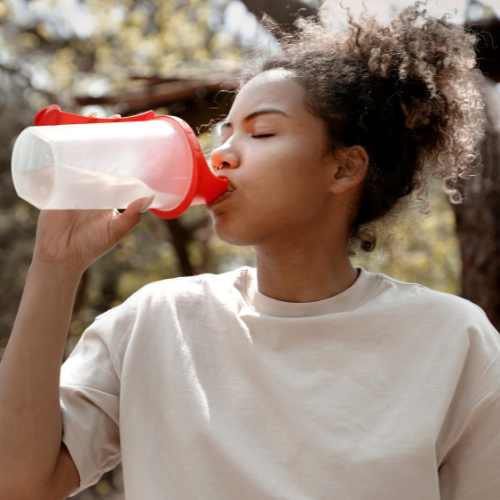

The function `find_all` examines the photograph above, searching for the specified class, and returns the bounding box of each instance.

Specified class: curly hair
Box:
[238,2,484,252]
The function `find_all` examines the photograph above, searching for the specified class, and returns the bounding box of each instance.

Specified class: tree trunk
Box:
[452,77,500,330]
[166,219,195,277]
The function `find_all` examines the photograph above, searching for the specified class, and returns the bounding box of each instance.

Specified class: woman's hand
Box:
[32,111,154,272]
[33,197,153,272]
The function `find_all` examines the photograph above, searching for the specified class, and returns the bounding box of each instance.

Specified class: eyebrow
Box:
[220,108,289,129]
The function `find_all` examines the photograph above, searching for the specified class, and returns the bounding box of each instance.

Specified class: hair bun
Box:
[239,2,484,251]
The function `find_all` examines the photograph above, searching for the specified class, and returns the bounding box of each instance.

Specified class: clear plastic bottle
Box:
[11,107,227,219]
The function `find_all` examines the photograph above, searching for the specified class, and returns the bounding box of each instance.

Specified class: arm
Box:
[0,197,151,500]
[0,260,82,499]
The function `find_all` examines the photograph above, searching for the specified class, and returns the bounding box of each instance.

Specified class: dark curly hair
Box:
[238,2,484,252]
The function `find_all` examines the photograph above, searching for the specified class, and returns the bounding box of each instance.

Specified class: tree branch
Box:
[239,0,318,28]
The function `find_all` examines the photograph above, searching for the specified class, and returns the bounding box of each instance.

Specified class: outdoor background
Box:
[0,0,499,498]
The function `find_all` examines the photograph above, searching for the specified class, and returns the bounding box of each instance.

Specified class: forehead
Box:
[230,69,307,118]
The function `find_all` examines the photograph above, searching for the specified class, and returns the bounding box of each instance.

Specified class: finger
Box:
[108,196,155,242]
[110,114,122,119]
[88,111,98,118]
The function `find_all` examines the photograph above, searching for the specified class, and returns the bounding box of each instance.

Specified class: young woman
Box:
[1,4,499,500]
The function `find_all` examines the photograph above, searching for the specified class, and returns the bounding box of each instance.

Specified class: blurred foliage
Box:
[352,185,461,296]
[0,0,241,109]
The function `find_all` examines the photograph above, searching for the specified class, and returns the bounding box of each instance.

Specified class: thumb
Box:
[108,195,155,242]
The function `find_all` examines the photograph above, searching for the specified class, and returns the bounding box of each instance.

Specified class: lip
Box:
[206,188,235,209]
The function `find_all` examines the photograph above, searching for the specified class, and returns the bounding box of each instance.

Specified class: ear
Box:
[328,145,368,194]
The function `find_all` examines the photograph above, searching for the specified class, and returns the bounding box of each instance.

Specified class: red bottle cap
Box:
[34,105,228,219]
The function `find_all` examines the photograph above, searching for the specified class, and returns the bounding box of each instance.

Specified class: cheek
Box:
[210,136,331,244]
[243,142,329,212]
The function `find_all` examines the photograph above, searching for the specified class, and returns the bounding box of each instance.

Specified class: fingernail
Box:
[110,114,121,119]
[139,195,155,214]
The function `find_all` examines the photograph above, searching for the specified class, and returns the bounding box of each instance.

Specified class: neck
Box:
[254,232,358,303]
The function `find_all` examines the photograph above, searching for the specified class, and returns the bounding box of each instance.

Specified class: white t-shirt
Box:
[60,267,500,499]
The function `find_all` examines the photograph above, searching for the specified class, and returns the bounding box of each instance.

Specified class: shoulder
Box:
[70,268,254,376]
[134,265,251,307]
[364,272,500,387]
[371,271,483,317]
[367,270,499,342]
[93,266,252,326]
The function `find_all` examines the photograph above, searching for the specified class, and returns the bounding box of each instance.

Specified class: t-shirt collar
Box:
[243,267,379,318]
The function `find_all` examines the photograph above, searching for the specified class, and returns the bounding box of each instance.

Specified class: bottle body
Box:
[11,118,193,211]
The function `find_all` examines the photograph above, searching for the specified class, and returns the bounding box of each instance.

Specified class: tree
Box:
[449,6,500,331]
[452,77,500,330]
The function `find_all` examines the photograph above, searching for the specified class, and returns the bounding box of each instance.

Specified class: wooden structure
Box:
[75,73,237,133]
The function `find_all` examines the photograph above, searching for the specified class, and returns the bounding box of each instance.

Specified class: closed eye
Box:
[252,134,274,138]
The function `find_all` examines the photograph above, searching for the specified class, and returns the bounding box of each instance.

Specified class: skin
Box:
[0,71,368,498]
[0,114,150,499]
[208,69,369,302]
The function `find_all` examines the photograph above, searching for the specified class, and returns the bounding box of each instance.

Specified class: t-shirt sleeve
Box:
[438,394,500,499]
[60,324,121,497]
[438,306,500,499]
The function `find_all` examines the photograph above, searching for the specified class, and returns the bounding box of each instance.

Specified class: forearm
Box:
[0,260,83,493]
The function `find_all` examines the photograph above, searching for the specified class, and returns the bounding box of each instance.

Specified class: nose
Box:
[211,141,240,172]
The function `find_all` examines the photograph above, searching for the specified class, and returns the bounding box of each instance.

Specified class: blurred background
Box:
[0,0,499,498]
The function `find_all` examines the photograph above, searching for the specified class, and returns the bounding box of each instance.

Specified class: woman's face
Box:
[207,69,344,247]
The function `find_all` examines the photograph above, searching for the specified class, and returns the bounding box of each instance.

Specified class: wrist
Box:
[29,258,86,285]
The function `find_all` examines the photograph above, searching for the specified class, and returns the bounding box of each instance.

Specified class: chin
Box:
[211,215,261,247]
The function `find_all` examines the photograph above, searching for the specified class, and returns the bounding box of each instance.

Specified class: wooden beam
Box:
[239,0,318,27]
[74,73,237,131]
[75,74,236,110]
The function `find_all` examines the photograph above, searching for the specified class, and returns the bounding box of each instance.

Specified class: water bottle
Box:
[11,105,228,219]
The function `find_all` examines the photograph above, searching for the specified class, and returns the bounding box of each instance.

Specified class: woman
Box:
[1,4,499,499]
